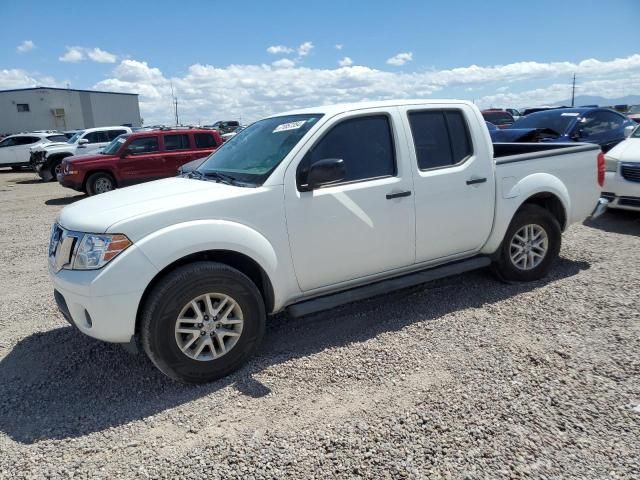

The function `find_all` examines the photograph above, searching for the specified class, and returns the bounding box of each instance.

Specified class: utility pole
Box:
[571,74,576,107]
[170,82,179,125]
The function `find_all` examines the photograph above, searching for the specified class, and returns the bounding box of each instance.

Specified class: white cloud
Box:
[81,53,640,125]
[59,46,85,63]
[338,57,354,67]
[335,44,343,50]
[59,46,117,63]
[386,52,413,66]
[267,45,293,55]
[272,58,296,69]
[17,40,35,53]
[86,47,117,63]
[297,41,314,57]
[0,68,64,89]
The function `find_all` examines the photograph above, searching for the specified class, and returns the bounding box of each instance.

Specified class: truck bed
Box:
[493,142,600,161]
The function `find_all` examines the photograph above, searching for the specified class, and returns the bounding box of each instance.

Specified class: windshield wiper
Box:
[202,170,238,185]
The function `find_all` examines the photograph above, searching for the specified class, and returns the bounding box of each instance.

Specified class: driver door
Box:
[284,110,416,292]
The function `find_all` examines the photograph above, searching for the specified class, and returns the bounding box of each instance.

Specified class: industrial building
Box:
[0,87,141,134]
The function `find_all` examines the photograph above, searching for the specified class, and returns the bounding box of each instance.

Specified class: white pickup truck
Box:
[48,100,606,383]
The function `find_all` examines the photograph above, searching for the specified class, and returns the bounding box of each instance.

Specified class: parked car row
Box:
[486,107,636,152]
[0,131,69,169]
[57,127,223,195]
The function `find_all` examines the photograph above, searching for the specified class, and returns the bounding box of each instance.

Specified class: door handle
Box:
[466,177,487,185]
[386,190,412,199]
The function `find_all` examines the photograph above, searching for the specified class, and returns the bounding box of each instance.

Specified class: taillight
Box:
[597,152,605,187]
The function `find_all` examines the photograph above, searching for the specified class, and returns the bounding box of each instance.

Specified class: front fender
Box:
[134,219,286,306]
[482,172,570,254]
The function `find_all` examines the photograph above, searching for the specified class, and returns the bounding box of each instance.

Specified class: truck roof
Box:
[273,99,474,118]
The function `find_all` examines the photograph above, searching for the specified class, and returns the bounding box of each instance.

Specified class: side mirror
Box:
[78,138,89,146]
[301,158,346,191]
[120,148,131,158]
[624,125,636,138]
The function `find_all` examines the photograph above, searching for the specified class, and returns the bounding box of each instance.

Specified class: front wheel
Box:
[86,172,115,195]
[493,204,561,282]
[141,262,266,384]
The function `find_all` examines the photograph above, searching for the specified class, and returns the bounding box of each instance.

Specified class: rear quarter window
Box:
[195,133,218,148]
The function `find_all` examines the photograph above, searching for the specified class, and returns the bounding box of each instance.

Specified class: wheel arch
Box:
[83,169,118,191]
[482,173,570,255]
[135,249,275,336]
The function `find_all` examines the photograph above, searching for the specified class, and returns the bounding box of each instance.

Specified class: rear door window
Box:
[46,134,68,142]
[127,136,159,154]
[195,133,217,148]
[164,134,191,151]
[408,110,473,170]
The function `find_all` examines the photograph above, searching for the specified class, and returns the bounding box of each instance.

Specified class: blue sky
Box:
[2,0,639,124]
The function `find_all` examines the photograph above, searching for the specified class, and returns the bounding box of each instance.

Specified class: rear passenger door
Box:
[400,105,494,263]
[162,133,193,173]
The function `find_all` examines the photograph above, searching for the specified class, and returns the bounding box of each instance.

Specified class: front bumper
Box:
[590,198,609,219]
[603,171,640,211]
[50,243,158,343]
[57,172,83,191]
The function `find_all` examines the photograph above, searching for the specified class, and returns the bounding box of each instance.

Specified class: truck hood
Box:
[607,138,640,162]
[57,177,265,239]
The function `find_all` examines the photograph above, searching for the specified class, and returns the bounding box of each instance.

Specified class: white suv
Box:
[30,126,132,181]
[0,132,69,170]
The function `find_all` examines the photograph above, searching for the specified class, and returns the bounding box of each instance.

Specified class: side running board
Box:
[287,256,491,318]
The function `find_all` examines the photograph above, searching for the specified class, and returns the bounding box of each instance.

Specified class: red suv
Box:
[58,128,223,195]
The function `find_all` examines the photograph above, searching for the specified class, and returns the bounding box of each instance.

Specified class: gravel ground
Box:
[0,168,639,479]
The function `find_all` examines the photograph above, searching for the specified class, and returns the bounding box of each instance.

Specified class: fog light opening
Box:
[84,310,93,328]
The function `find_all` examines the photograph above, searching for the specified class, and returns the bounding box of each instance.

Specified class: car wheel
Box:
[141,262,266,384]
[493,204,561,282]
[86,172,115,195]
[49,161,64,182]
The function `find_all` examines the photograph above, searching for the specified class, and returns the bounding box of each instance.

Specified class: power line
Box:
[571,74,576,107]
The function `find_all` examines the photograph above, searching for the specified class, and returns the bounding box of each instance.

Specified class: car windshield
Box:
[511,110,579,135]
[67,131,85,144]
[628,105,640,114]
[631,125,640,138]
[102,135,128,154]
[196,114,323,185]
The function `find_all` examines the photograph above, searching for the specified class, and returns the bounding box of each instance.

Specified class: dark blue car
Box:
[490,107,635,152]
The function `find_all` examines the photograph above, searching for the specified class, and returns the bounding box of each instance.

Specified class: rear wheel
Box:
[141,262,266,384]
[86,172,115,195]
[493,204,561,282]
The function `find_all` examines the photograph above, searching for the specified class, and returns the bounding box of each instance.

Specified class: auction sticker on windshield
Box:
[273,120,307,133]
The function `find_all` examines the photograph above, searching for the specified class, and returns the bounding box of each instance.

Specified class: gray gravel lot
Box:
[0,169,639,479]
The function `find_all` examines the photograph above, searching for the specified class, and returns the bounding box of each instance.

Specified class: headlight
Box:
[73,234,132,270]
[604,155,618,172]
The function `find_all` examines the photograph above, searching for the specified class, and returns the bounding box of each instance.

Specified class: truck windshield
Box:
[102,135,128,154]
[197,114,323,185]
[67,131,85,144]
[632,125,640,138]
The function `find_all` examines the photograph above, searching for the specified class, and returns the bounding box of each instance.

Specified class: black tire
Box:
[141,262,266,384]
[493,204,561,282]
[86,172,116,195]
[49,160,63,182]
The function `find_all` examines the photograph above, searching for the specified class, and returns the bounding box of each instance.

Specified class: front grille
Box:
[618,196,640,207]
[29,151,45,167]
[601,192,615,201]
[621,163,640,183]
